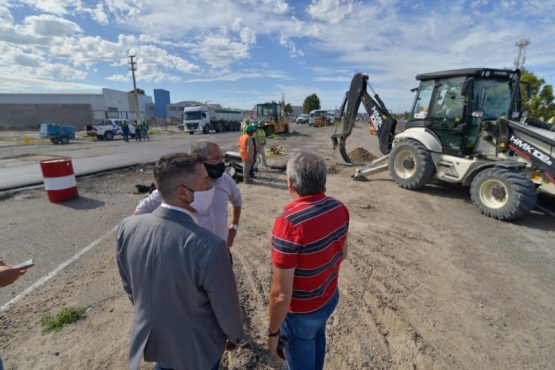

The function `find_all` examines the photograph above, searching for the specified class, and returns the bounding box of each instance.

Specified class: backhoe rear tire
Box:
[470,167,536,221]
[388,139,436,189]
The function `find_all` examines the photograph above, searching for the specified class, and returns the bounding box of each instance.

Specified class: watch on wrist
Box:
[266,324,280,337]
[230,224,239,231]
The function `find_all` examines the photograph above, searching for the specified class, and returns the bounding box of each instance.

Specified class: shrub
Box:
[41,306,85,333]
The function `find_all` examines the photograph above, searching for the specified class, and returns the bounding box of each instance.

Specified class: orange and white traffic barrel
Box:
[39,158,79,202]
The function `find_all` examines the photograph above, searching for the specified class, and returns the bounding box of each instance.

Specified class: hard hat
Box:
[246,124,256,133]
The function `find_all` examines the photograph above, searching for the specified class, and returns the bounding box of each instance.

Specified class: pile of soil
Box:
[348,147,376,163]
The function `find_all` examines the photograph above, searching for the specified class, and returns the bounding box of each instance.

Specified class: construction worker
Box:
[250,122,260,177]
[141,120,150,140]
[238,125,256,184]
[241,119,250,134]
[134,120,142,141]
[256,122,268,167]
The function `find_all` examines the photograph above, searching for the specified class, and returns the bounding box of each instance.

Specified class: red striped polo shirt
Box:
[271,192,349,313]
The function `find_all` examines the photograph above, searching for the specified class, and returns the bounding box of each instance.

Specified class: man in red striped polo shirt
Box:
[267,151,349,370]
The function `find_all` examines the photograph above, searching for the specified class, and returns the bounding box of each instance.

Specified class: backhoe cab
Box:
[333,68,555,220]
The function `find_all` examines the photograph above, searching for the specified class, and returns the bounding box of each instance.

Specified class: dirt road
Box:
[0,124,554,369]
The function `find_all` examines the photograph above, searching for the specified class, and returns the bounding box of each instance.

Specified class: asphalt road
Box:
[0,125,315,309]
[0,130,243,191]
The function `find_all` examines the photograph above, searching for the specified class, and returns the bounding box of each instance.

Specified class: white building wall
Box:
[0,89,153,120]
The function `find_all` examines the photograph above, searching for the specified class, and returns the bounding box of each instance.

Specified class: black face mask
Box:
[204,162,226,179]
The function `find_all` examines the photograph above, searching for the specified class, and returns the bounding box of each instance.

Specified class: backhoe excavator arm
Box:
[331,73,398,164]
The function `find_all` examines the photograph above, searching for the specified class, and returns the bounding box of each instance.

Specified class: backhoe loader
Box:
[332,69,555,220]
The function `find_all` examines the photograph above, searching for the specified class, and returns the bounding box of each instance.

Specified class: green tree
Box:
[284,103,293,116]
[303,94,321,113]
[393,111,410,120]
[521,69,555,121]
[129,88,145,95]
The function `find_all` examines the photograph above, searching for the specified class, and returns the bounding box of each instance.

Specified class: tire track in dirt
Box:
[223,182,289,369]
[330,183,482,369]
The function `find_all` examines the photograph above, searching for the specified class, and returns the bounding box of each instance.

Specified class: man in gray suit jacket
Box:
[117,153,245,370]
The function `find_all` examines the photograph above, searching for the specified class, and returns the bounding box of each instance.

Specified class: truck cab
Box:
[183,106,212,134]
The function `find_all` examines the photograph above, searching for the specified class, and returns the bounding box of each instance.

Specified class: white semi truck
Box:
[181,106,242,134]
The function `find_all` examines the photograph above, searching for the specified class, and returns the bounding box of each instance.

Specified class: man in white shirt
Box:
[134,140,242,248]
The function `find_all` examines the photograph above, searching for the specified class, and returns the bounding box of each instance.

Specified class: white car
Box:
[296,114,309,124]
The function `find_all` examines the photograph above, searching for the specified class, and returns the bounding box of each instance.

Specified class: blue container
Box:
[39,123,76,144]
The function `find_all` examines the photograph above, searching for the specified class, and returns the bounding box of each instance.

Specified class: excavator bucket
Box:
[331,137,354,166]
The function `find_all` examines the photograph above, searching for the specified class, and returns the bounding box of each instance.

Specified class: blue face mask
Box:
[204,162,226,179]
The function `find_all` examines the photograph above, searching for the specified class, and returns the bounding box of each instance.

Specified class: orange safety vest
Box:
[238,134,253,159]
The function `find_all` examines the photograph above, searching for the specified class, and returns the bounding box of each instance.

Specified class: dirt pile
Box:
[347,147,376,163]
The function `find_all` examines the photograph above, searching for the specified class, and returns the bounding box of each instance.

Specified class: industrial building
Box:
[0,87,304,130]
[0,88,153,130]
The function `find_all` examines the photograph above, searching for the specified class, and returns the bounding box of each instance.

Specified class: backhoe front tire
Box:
[388,139,436,189]
[470,167,536,220]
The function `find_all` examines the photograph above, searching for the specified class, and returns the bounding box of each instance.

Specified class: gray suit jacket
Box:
[116,207,245,370]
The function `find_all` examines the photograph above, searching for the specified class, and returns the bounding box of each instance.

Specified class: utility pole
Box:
[514,39,530,70]
[128,55,141,121]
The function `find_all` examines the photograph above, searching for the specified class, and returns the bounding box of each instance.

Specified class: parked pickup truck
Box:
[86,119,136,140]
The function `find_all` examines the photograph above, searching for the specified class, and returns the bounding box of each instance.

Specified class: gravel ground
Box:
[0,125,554,369]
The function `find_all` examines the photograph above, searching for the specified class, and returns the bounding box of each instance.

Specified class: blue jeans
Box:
[281,290,339,370]
[155,359,219,370]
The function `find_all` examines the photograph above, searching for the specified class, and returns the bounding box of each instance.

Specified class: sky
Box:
[1,0,554,114]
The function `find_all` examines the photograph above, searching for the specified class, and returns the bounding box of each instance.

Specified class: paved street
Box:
[0,130,241,191]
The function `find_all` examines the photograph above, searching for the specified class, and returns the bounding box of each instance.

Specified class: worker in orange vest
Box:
[238,125,256,184]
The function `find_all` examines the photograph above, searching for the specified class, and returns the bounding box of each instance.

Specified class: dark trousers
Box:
[155,360,219,370]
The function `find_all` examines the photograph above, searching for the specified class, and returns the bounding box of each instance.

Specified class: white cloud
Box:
[240,27,256,44]
[0,5,14,24]
[24,14,82,37]
[89,3,109,25]
[1,0,554,111]
[195,35,251,68]
[279,34,304,57]
[307,0,353,24]
[232,18,257,44]
[27,0,69,15]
